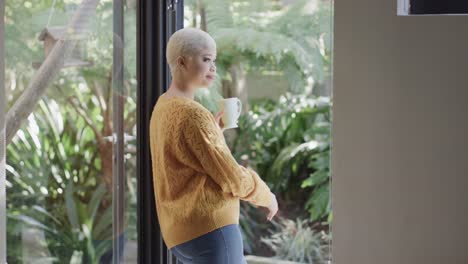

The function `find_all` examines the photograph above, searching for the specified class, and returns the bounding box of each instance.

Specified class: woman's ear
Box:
[176,56,186,71]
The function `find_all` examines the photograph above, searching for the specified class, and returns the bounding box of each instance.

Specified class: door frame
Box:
[137,0,184,263]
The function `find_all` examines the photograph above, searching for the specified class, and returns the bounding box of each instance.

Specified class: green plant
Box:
[6,97,132,263]
[8,181,113,263]
[260,217,331,263]
[235,92,331,222]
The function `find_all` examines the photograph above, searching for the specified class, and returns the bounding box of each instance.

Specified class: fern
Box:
[261,217,331,263]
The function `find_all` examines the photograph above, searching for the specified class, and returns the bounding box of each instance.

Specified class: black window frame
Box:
[137,0,184,263]
[399,0,468,15]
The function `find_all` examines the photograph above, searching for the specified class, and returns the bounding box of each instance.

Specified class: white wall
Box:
[332,1,468,263]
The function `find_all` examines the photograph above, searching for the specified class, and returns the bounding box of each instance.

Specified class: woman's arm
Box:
[182,109,273,208]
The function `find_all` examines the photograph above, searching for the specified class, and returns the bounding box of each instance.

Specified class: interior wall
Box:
[332,1,468,263]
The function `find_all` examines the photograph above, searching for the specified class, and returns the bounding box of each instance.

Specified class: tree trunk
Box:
[227,61,249,114]
[198,0,208,31]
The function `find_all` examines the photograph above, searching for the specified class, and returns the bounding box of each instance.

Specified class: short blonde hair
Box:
[166,27,216,75]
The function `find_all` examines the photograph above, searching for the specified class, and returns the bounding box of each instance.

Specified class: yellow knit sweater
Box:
[149,94,274,249]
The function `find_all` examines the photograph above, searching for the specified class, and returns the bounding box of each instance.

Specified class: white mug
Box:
[217,97,242,130]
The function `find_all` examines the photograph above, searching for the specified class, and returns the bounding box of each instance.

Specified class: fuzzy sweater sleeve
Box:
[182,108,274,208]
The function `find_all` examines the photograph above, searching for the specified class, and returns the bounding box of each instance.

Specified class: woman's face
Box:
[182,46,217,89]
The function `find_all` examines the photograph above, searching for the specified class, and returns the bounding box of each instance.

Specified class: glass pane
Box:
[184,0,333,263]
[3,0,137,263]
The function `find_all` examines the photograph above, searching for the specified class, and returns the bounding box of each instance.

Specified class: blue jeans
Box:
[169,224,248,264]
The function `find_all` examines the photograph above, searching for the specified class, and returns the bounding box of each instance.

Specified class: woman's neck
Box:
[166,80,196,100]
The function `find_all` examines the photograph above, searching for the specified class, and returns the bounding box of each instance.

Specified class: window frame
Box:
[137,0,184,263]
[0,1,6,262]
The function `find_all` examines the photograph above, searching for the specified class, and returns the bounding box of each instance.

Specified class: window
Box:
[2,0,139,262]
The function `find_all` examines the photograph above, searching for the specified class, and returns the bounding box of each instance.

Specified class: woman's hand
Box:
[266,193,279,221]
[214,110,225,132]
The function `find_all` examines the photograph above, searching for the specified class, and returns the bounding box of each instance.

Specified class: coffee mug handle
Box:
[236,99,242,119]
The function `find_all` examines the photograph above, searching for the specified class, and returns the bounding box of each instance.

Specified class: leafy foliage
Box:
[235,92,332,222]
[260,217,331,263]
[186,0,332,102]
[5,97,121,263]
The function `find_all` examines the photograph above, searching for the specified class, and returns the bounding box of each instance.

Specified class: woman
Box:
[149,27,278,264]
